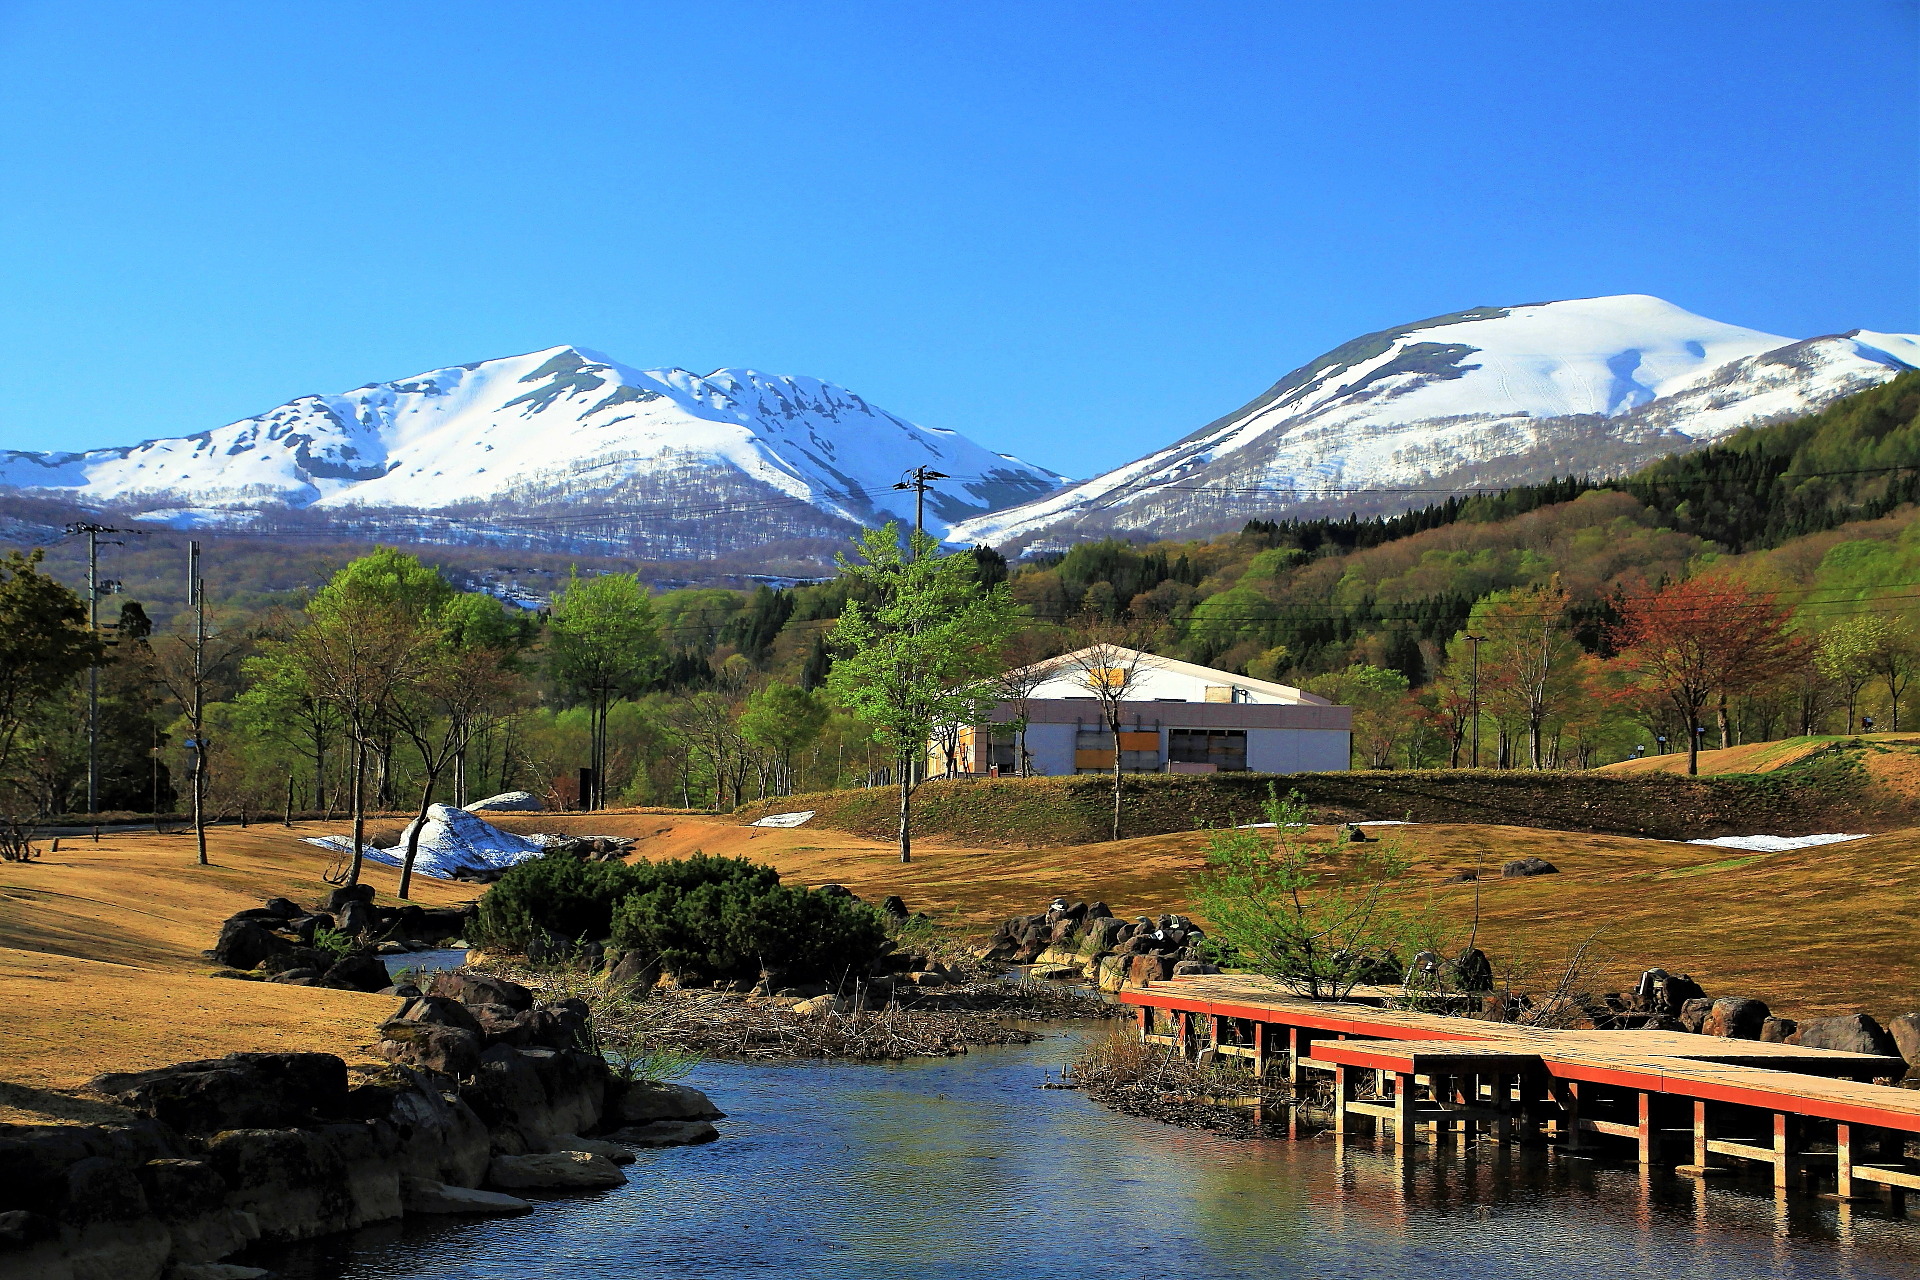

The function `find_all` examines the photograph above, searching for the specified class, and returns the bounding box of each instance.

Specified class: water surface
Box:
[263,1029,1918,1279]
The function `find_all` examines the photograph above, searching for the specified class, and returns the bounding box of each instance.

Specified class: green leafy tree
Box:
[1470,582,1585,768]
[549,570,667,809]
[1188,788,1435,1000]
[827,525,1018,863]
[1816,616,1884,733]
[0,552,104,822]
[1307,664,1411,769]
[738,682,828,795]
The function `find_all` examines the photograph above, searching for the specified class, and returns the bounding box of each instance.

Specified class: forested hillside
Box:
[6,373,1920,820]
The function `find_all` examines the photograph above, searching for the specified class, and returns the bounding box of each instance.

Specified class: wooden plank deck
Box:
[1123,975,1919,1134]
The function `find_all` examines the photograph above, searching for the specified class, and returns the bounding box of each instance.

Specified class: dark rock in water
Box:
[609,1080,724,1124]
[1679,997,1714,1034]
[430,970,534,1012]
[1792,1013,1900,1057]
[326,883,376,913]
[1500,857,1558,878]
[604,1121,718,1148]
[210,919,291,971]
[321,952,391,992]
[1760,1017,1798,1043]
[1703,997,1770,1040]
[262,897,301,919]
[378,1021,484,1078]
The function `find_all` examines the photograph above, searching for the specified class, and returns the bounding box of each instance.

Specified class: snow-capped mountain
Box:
[951,295,1920,552]
[0,347,1065,557]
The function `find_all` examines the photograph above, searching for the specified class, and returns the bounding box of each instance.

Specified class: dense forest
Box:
[4,372,1920,822]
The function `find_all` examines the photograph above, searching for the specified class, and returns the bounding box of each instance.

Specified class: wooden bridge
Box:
[1120,974,1919,1208]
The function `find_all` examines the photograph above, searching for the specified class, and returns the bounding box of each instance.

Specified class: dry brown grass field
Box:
[5,788,1915,1119]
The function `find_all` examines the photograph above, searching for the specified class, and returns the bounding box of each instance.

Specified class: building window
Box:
[1169,728,1247,771]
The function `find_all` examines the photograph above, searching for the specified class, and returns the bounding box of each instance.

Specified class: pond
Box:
[260,1027,1918,1279]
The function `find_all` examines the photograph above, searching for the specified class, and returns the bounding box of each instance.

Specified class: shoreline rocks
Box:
[1,970,726,1279]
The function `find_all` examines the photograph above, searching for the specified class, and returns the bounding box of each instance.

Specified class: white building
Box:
[933,646,1353,777]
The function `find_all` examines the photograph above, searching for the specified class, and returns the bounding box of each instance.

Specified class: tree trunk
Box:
[192,739,208,867]
[1686,713,1700,775]
[397,771,439,901]
[1110,722,1123,842]
[896,756,912,863]
[348,735,368,886]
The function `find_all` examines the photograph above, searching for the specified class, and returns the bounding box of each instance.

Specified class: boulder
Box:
[1171,960,1220,977]
[210,919,290,971]
[269,969,324,984]
[1452,947,1495,992]
[1703,997,1771,1040]
[1079,917,1128,957]
[1086,901,1112,920]
[393,995,483,1034]
[261,897,301,919]
[88,1053,349,1133]
[321,952,391,992]
[1500,857,1558,878]
[400,1176,532,1215]
[793,994,847,1018]
[430,970,535,1012]
[1792,1013,1901,1057]
[879,894,910,919]
[603,1121,720,1148]
[326,883,376,913]
[1759,1017,1798,1043]
[337,899,377,937]
[553,1136,635,1164]
[814,883,854,899]
[167,1266,272,1280]
[610,1081,724,1124]
[376,1022,483,1078]
[1678,997,1714,1034]
[1127,955,1174,986]
[1886,1012,1920,1069]
[486,1151,626,1190]
[607,951,661,993]
[464,790,544,814]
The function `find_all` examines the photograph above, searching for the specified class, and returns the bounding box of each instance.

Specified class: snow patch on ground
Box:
[304,804,554,879]
[750,811,815,828]
[1685,833,1871,853]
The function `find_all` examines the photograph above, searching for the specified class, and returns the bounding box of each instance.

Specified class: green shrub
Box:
[471,855,648,949]
[611,869,887,985]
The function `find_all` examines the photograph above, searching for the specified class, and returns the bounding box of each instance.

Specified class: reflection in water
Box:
[263,1029,1917,1279]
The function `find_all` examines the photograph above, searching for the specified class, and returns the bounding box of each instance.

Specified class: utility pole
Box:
[1465,633,1487,769]
[66,522,133,814]
[891,466,949,556]
[189,540,208,866]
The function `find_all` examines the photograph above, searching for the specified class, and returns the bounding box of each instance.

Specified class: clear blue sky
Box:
[0,1,1914,477]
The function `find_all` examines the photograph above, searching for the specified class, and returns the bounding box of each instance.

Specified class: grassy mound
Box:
[733,760,1900,847]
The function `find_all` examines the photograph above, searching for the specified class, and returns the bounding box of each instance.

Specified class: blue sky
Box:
[0,1,1914,476]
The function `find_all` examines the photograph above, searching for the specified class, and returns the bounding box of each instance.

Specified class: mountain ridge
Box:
[951,295,1920,552]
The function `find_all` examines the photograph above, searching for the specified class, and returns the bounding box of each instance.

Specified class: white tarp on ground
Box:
[464,790,544,813]
[749,811,815,828]
[304,803,554,879]
[1685,833,1871,853]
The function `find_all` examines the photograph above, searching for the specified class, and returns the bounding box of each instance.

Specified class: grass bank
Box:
[732,759,1902,847]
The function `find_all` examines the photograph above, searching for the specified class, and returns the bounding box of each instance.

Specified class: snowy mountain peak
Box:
[0,347,1066,556]
[951,294,1919,551]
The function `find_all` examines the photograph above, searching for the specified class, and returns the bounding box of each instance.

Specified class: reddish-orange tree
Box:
[1609,578,1804,774]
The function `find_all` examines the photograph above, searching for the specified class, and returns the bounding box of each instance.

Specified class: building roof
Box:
[1001,645,1336,707]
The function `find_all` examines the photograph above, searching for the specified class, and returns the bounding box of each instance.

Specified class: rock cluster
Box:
[1,981,724,1278]
[206,888,475,991]
[980,898,1216,992]
[375,972,591,1078]
[544,835,637,863]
